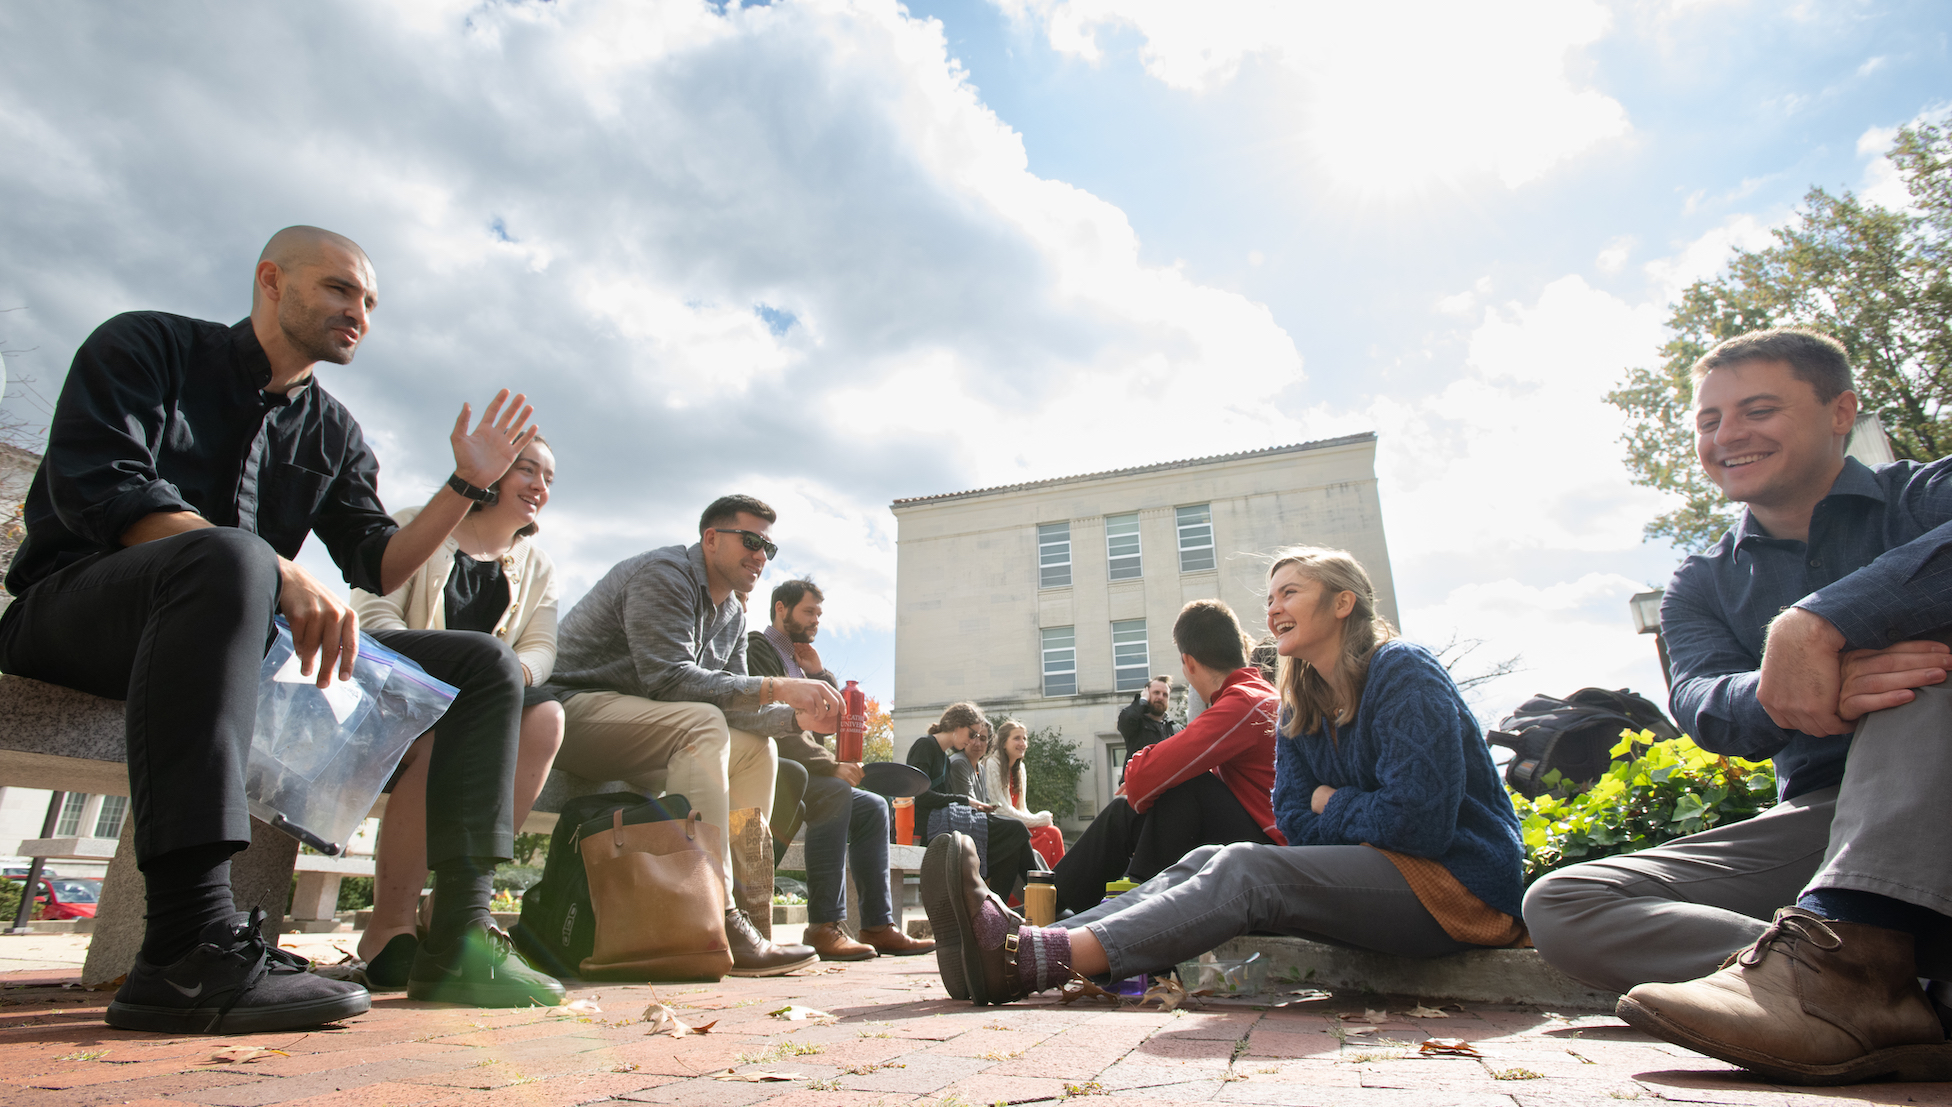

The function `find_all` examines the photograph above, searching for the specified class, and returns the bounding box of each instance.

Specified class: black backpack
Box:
[1488,688,1680,798]
[510,791,691,978]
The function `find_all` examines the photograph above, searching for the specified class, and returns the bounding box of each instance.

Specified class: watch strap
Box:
[447,472,494,502]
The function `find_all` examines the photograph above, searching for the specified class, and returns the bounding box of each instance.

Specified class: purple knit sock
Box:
[1015,925,1072,992]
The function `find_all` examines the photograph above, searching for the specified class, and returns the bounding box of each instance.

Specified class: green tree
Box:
[1022,725,1088,821]
[1609,114,1952,552]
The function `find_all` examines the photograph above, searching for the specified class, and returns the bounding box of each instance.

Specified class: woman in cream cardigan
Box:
[986,719,1066,868]
[351,438,564,987]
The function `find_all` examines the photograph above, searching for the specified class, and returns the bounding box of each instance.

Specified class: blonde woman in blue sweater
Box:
[922,546,1526,1004]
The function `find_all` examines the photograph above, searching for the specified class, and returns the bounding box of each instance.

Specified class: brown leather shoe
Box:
[1618,907,1952,1085]
[925,831,1030,1006]
[805,921,876,961]
[860,924,935,956]
[724,909,819,978]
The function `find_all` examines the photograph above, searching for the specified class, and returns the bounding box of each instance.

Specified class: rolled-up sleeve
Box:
[310,420,397,595]
[1663,560,1791,761]
[1797,463,1952,649]
[43,316,198,545]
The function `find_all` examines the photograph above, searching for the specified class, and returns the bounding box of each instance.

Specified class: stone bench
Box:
[1211,935,1619,1010]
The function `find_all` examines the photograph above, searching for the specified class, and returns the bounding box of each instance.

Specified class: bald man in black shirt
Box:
[0,227,563,1031]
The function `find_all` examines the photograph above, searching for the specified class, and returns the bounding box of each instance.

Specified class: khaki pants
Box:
[555,692,777,886]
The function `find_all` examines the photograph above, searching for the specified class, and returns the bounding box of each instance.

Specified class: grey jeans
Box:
[1525,682,1952,995]
[1059,841,1472,982]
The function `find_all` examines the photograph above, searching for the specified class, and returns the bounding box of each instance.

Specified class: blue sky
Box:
[1,0,1948,722]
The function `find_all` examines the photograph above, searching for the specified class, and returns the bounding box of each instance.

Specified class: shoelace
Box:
[1738,909,1843,974]
[206,907,308,1030]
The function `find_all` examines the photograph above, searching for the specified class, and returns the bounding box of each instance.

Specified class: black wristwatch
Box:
[446,472,495,502]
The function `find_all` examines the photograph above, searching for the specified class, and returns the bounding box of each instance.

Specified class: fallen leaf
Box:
[1405,1005,1449,1018]
[1141,974,1187,1012]
[88,975,126,992]
[1342,1025,1379,1036]
[1419,1038,1482,1058]
[769,1005,832,1021]
[1285,988,1333,1001]
[548,999,604,1016]
[204,1047,289,1064]
[642,1002,703,1038]
[1339,1008,1390,1024]
[1059,969,1119,1006]
[714,1069,801,1082]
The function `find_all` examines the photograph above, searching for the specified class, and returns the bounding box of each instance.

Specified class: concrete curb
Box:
[1215,935,1620,1010]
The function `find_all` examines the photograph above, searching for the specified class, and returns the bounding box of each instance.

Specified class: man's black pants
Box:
[0,529,522,870]
[1053,773,1272,914]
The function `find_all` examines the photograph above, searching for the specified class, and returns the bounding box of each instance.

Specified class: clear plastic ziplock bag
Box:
[245,617,459,855]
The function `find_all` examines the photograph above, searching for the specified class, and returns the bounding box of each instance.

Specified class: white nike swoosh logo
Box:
[442,964,466,977]
[167,980,203,998]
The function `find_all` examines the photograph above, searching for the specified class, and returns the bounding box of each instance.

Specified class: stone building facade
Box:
[888,433,1396,827]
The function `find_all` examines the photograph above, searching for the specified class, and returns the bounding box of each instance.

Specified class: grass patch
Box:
[1345,1051,1407,1064]
[57,1050,110,1061]
[1061,1081,1105,1097]
[736,1039,826,1064]
[807,1077,842,1091]
[1491,1067,1544,1081]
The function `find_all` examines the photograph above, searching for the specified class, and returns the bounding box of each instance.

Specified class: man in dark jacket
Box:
[748,578,932,960]
[1116,676,1178,759]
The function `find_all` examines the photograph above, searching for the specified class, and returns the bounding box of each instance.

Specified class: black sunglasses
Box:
[714,528,779,559]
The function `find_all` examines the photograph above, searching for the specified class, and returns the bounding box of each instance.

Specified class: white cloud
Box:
[995,0,1630,190]
[1643,214,1777,298]
[0,0,1314,704]
[1595,235,1636,273]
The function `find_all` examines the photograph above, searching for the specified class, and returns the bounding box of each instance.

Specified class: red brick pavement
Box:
[4,955,1951,1107]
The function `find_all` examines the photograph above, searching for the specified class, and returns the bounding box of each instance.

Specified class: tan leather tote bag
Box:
[578,808,733,981]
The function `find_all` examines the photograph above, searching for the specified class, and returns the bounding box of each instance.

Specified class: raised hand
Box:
[792,641,824,678]
[451,389,537,490]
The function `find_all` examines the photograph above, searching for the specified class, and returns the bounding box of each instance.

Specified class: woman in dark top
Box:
[922,546,1527,1005]
[908,703,1033,901]
[350,439,563,986]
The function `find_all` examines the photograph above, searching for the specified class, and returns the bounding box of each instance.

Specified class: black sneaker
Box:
[406,920,567,1007]
[363,933,418,991]
[105,908,371,1034]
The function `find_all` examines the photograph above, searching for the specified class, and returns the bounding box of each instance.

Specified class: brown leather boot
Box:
[860,923,935,957]
[723,909,819,978]
[922,832,1022,1000]
[804,922,876,961]
[1618,907,1952,1085]
[928,832,1030,1006]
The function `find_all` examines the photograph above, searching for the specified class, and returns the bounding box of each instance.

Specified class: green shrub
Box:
[512,832,551,866]
[494,864,543,894]
[0,877,23,923]
[1511,730,1776,882]
[1024,725,1089,821]
[337,876,374,911]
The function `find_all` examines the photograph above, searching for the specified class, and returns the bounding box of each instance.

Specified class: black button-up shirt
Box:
[7,311,398,595]
[1663,456,1952,800]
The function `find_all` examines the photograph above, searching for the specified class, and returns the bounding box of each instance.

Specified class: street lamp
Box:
[1629,588,1672,690]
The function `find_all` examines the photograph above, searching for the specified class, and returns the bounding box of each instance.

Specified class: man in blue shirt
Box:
[1525,327,1952,1083]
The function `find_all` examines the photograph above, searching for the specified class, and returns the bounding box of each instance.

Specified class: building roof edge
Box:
[888,432,1378,509]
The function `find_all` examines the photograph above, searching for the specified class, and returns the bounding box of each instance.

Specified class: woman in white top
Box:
[986,719,1066,868]
[350,439,563,986]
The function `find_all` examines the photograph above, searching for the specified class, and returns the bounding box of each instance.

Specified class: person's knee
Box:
[1522,865,1614,953]
[519,701,564,756]
[170,528,280,601]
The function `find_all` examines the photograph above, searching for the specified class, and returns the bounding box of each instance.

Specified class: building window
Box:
[1041,626,1077,696]
[54,793,89,837]
[1038,522,1072,588]
[1112,619,1149,692]
[93,796,129,839]
[1176,504,1215,572]
[1105,513,1142,580]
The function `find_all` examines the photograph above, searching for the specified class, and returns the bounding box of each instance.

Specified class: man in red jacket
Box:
[1052,600,1285,914]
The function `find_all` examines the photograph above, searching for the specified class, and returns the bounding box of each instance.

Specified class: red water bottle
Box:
[838,680,867,762]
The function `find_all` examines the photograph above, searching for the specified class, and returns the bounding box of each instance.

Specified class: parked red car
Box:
[5,875,98,920]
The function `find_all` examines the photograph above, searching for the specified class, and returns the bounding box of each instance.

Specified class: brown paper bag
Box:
[579,809,732,981]
[728,805,773,940]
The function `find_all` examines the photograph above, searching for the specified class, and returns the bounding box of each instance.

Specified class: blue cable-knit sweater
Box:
[1271,640,1525,920]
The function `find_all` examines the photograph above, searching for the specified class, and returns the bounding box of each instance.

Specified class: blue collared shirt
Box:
[1663,456,1952,799]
